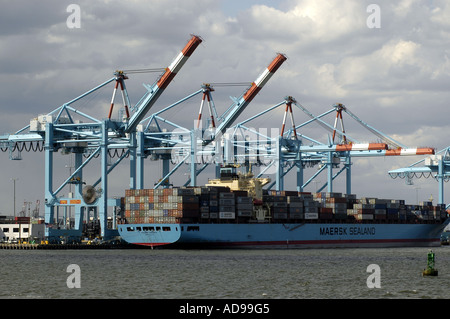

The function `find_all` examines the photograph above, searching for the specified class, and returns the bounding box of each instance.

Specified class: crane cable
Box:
[121,68,166,74]
[0,141,44,152]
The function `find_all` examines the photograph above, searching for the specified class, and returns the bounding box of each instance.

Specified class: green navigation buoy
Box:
[422,249,438,276]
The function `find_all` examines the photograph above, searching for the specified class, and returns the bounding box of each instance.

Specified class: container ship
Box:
[117,167,450,248]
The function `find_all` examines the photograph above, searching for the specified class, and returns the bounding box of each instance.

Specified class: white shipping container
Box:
[304,212,319,219]
[219,212,235,219]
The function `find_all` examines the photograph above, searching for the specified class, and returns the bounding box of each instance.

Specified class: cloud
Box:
[2,0,450,215]
[430,0,450,27]
[336,39,424,91]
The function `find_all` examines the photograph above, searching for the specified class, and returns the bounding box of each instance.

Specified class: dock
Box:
[0,243,138,250]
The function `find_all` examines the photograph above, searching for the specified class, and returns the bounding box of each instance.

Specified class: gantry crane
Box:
[131,53,287,189]
[221,98,435,194]
[0,35,202,241]
[388,147,450,206]
[0,34,439,243]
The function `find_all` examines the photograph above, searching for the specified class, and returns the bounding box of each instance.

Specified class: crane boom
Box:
[348,147,435,157]
[215,53,287,137]
[125,35,202,133]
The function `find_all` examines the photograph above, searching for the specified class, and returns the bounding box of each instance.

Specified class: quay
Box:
[0,243,137,250]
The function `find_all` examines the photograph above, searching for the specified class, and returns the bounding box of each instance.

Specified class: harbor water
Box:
[1,246,449,299]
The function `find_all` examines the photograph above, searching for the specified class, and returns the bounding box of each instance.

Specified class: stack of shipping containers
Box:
[122,188,446,225]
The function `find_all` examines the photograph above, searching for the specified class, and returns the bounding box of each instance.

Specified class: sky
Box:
[1,0,450,217]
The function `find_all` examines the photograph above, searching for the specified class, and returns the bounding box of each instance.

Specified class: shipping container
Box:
[289,212,304,219]
[374,209,386,216]
[219,198,235,206]
[232,190,248,197]
[287,196,302,203]
[200,207,209,213]
[209,206,219,212]
[353,203,374,209]
[273,207,288,214]
[123,186,446,228]
[172,188,195,196]
[319,212,333,219]
[237,210,252,217]
[219,212,235,219]
[220,206,235,212]
[201,213,210,219]
[304,212,319,219]
[299,193,314,200]
[289,206,303,214]
[333,208,347,215]
[356,213,374,220]
[236,196,253,204]
[236,203,253,210]
[273,213,288,219]
[288,201,303,208]
[220,192,235,199]
[304,200,318,207]
[209,212,219,219]
[304,206,318,214]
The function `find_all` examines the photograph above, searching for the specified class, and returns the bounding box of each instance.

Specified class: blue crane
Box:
[388,148,450,206]
[0,35,202,242]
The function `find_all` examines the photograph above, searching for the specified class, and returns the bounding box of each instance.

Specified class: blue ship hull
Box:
[118,220,450,248]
